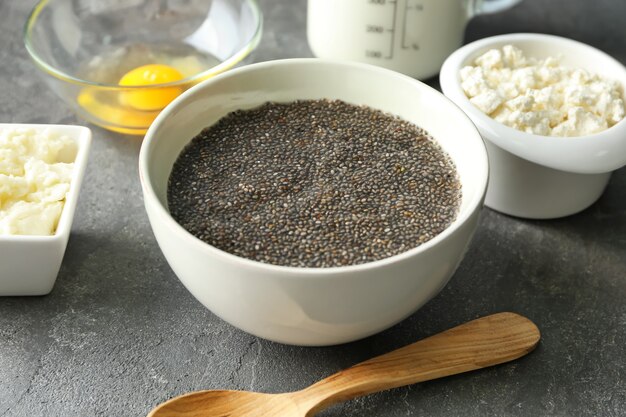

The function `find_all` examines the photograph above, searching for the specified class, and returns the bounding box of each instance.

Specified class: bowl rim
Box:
[0,123,91,241]
[440,32,626,174]
[139,58,489,275]
[23,0,263,90]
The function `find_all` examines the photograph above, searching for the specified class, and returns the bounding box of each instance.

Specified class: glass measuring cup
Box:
[307,0,522,80]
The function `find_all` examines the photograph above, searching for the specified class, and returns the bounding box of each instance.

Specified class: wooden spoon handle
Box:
[299,312,540,414]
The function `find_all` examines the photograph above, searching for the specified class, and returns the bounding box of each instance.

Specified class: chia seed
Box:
[167,99,462,268]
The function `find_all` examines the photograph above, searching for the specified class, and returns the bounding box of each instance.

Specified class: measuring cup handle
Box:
[468,0,523,17]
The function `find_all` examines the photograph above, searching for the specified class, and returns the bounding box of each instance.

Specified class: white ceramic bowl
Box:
[441,33,626,219]
[139,59,488,346]
[0,124,91,296]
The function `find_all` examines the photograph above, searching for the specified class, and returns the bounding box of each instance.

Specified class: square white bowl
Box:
[0,124,91,296]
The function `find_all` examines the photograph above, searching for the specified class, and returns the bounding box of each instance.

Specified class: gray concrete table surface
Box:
[1,0,625,416]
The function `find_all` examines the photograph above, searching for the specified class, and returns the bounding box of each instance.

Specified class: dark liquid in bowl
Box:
[167,99,461,268]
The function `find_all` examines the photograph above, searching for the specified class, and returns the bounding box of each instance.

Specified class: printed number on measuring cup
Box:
[366,25,385,33]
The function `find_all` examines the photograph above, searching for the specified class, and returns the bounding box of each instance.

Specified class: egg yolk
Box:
[119,64,184,111]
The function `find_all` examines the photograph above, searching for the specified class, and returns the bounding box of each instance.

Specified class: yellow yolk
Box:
[118,64,184,111]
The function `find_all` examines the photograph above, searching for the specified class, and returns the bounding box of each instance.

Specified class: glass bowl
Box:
[24,0,262,135]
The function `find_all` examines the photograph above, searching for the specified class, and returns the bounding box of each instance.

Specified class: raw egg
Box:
[77,88,157,134]
[119,64,184,111]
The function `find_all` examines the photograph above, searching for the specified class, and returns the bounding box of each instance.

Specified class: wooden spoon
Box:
[148,312,540,417]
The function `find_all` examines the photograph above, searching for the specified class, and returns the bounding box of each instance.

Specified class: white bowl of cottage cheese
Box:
[440,33,626,219]
[0,124,91,295]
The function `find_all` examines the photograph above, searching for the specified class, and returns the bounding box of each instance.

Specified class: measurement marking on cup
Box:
[386,0,398,59]
[366,24,385,33]
[364,0,397,60]
[401,0,423,50]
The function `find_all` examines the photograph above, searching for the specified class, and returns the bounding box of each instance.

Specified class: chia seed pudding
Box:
[167,99,462,268]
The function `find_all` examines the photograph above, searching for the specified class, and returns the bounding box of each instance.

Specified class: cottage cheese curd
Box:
[460,45,625,136]
[0,127,76,235]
